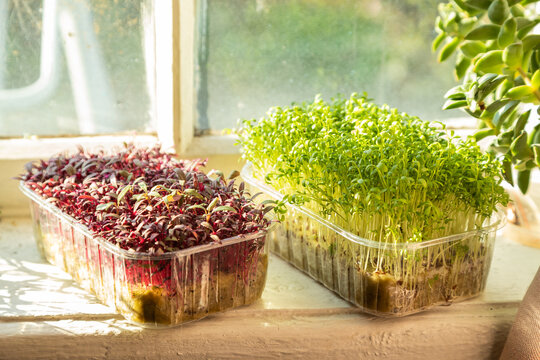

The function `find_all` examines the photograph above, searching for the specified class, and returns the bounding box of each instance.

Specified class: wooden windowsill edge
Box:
[0,301,518,359]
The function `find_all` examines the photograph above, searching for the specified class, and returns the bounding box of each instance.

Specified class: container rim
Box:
[241,162,506,250]
[19,181,273,260]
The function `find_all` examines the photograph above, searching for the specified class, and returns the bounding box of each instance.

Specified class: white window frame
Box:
[152,0,237,157]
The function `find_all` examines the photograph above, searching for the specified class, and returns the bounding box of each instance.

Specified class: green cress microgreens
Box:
[238,93,508,246]
[433,0,540,193]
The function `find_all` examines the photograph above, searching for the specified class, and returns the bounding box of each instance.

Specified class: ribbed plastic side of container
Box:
[23,185,269,328]
[244,164,502,316]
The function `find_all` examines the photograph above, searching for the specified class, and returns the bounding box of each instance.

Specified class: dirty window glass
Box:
[196,0,457,132]
[0,0,153,137]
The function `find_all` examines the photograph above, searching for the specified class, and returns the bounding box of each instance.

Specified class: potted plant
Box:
[19,144,274,327]
[434,0,540,247]
[433,0,540,193]
[238,93,507,315]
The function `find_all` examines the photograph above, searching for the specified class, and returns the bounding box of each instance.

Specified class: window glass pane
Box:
[0,0,153,136]
[197,0,457,132]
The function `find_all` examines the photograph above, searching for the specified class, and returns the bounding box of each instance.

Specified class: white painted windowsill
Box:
[0,217,539,360]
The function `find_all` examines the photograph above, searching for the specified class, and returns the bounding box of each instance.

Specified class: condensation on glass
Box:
[0,0,154,136]
[195,0,458,132]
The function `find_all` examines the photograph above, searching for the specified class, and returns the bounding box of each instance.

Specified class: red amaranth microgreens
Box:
[19,144,273,254]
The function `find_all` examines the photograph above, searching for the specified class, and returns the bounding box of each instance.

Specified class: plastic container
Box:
[20,183,271,328]
[241,162,505,317]
[503,183,540,248]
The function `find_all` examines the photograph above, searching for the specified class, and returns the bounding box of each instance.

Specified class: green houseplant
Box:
[238,94,507,315]
[433,0,540,193]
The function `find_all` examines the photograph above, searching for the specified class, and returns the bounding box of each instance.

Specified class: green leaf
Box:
[496,78,513,98]
[508,0,523,7]
[460,41,487,58]
[443,99,468,110]
[505,85,533,100]
[454,0,483,13]
[532,145,540,166]
[138,181,148,193]
[227,170,241,180]
[117,185,132,204]
[514,159,532,171]
[502,43,523,68]
[488,0,509,25]
[200,221,213,231]
[486,98,512,113]
[444,86,466,100]
[212,206,237,213]
[432,32,447,52]
[435,16,444,32]
[514,110,531,136]
[522,50,533,78]
[511,130,533,160]
[502,154,514,186]
[184,188,204,200]
[498,129,515,146]
[464,0,492,10]
[465,24,501,40]
[96,202,115,211]
[517,169,531,193]
[438,37,461,62]
[444,13,459,33]
[522,34,540,53]
[493,101,519,128]
[174,168,186,181]
[472,128,496,141]
[455,60,472,80]
[187,204,206,212]
[206,197,219,212]
[517,21,538,39]
[477,74,507,101]
[531,50,540,73]
[504,107,520,128]
[529,123,540,145]
[498,17,516,48]
[458,18,477,37]
[477,73,499,87]
[491,141,510,153]
[474,50,504,73]
[455,56,472,80]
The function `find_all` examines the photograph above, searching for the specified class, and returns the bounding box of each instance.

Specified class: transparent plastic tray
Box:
[20,183,271,328]
[241,162,505,316]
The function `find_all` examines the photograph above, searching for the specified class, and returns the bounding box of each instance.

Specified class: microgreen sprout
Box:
[238,93,508,244]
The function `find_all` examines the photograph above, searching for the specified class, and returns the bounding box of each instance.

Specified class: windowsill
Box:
[0,216,539,359]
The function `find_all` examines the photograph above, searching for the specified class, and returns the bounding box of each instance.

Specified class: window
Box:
[0,0,153,137]
[195,0,459,133]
